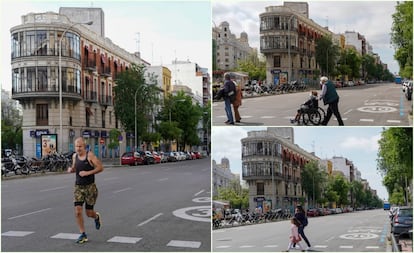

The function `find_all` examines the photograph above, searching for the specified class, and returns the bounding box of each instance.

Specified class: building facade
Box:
[213,158,239,197]
[212,21,256,72]
[10,10,148,158]
[259,2,333,85]
[241,127,318,213]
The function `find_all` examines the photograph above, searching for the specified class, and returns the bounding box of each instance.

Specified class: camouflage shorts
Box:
[74,183,98,207]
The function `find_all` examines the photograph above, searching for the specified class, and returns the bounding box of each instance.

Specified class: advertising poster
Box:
[41,134,57,157]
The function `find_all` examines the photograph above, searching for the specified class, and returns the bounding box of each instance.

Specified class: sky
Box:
[212,0,400,75]
[0,0,212,92]
[212,126,390,201]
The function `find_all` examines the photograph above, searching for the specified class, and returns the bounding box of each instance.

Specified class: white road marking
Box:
[344,109,353,115]
[172,206,211,222]
[261,116,276,119]
[192,197,211,203]
[8,208,51,220]
[157,178,169,182]
[194,189,205,196]
[215,245,231,249]
[240,245,254,248]
[340,245,354,249]
[51,233,80,240]
[39,186,67,192]
[167,240,201,248]
[360,119,374,122]
[325,236,335,242]
[137,213,163,227]
[264,245,279,248]
[366,246,380,249]
[387,120,401,123]
[314,245,328,248]
[107,236,142,244]
[2,231,34,237]
[113,187,132,194]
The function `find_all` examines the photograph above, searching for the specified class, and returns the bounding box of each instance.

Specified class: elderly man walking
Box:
[319,76,344,125]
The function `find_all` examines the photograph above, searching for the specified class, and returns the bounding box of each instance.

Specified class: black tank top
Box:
[75,152,95,185]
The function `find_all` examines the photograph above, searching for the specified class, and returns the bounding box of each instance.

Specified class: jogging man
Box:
[68,137,103,243]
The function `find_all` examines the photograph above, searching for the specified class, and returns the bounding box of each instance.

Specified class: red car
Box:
[121,152,144,166]
[152,151,161,164]
[193,151,202,159]
[307,208,318,217]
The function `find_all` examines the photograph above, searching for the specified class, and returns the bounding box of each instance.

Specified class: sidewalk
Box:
[101,157,122,167]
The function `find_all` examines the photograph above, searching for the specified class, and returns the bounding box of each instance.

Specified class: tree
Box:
[113,64,160,149]
[301,161,327,207]
[214,180,249,209]
[391,1,413,78]
[236,53,266,80]
[108,129,121,159]
[315,36,340,78]
[331,175,350,207]
[377,128,412,205]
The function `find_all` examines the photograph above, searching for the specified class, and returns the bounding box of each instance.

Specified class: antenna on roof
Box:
[135,32,140,53]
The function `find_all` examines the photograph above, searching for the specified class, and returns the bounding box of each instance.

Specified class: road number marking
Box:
[172,206,210,222]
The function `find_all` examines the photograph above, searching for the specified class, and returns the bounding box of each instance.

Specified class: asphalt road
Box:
[213,83,413,126]
[1,158,211,252]
[213,209,392,252]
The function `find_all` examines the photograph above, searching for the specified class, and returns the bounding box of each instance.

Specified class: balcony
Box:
[242,171,284,181]
[100,95,112,106]
[84,59,97,72]
[84,91,97,103]
[12,84,82,101]
[100,67,111,77]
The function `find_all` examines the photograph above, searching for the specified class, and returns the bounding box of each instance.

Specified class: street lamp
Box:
[134,88,139,151]
[59,20,92,152]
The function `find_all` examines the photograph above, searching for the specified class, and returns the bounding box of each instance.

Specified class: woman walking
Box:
[294,205,311,250]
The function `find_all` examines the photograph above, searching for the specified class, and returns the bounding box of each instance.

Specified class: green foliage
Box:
[391,1,413,77]
[315,36,340,78]
[377,128,412,205]
[301,161,327,206]
[113,64,160,147]
[214,180,249,209]
[108,129,121,150]
[235,53,266,80]
[330,175,350,206]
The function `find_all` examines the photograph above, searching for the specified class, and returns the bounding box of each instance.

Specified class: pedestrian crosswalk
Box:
[2,230,202,248]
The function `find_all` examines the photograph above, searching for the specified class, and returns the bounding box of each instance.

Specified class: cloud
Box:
[340,134,381,152]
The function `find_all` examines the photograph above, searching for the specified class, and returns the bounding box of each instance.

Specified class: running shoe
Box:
[76,232,88,244]
[95,212,101,230]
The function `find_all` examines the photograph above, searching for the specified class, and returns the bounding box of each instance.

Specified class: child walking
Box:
[285,217,305,252]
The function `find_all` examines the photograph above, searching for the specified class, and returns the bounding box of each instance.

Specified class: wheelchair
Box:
[298,106,323,125]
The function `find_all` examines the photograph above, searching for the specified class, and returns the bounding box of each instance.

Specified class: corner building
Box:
[260,2,332,85]
[241,128,318,213]
[11,9,148,157]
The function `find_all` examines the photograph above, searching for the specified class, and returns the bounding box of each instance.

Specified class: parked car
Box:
[152,151,161,163]
[190,152,197,160]
[391,207,413,235]
[135,151,155,165]
[193,151,202,159]
[347,81,355,87]
[159,152,168,163]
[165,152,177,162]
[404,81,412,101]
[121,152,144,166]
[177,151,186,161]
[307,208,318,217]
